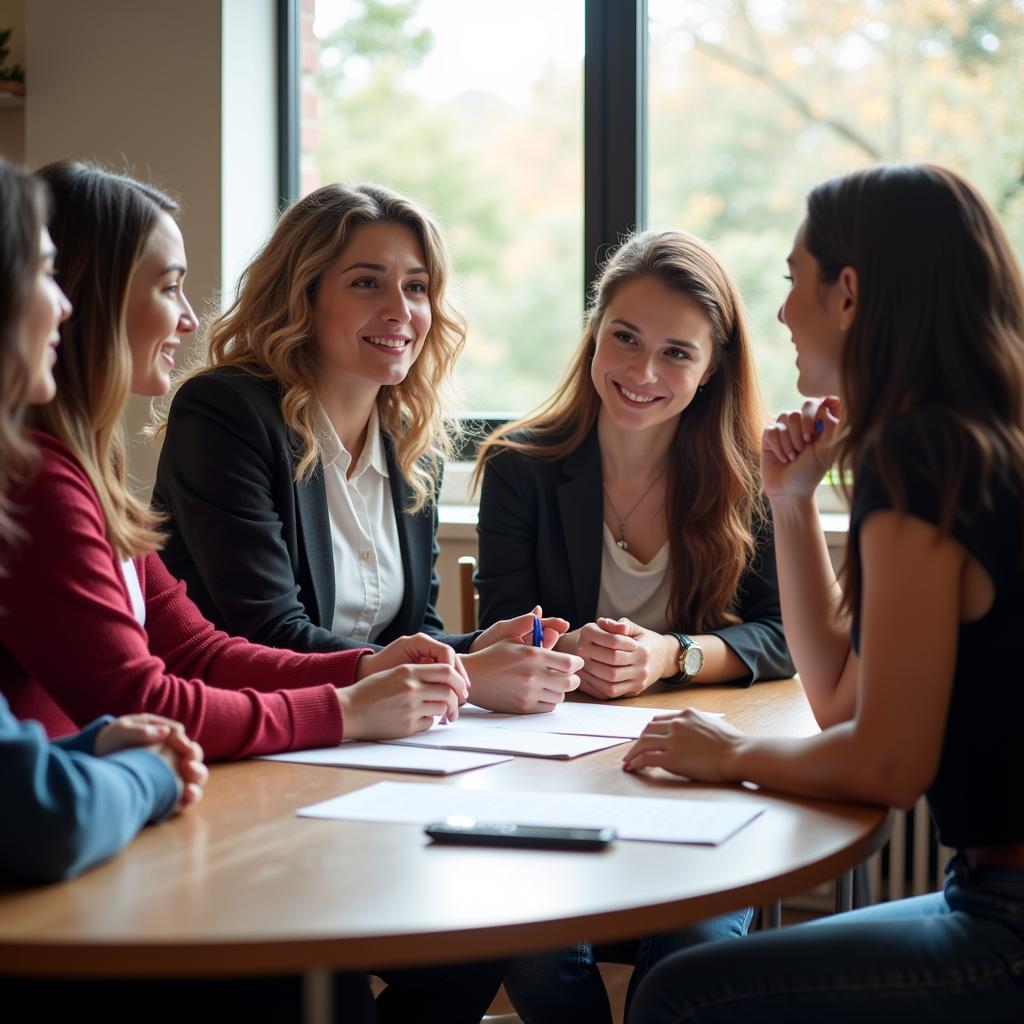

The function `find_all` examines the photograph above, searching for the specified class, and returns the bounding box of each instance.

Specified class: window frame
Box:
[277,0,300,209]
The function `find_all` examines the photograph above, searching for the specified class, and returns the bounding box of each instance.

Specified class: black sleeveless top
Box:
[849,407,1024,848]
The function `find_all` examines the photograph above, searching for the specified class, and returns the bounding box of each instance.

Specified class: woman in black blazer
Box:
[475,229,793,1024]
[153,182,582,714]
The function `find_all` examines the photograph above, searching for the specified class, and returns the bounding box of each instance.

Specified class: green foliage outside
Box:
[314,0,1024,416]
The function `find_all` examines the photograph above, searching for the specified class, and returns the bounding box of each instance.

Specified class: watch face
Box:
[683,645,704,676]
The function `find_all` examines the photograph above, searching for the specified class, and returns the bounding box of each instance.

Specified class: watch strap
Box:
[665,631,697,685]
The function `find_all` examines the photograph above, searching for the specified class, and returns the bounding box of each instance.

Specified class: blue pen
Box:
[532,614,543,648]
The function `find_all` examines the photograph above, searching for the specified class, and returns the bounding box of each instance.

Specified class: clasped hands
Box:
[95,713,208,813]
[572,616,679,699]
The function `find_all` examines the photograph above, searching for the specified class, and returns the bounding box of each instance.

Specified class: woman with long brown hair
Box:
[627,165,1024,1022]
[475,229,793,1022]
[152,181,582,713]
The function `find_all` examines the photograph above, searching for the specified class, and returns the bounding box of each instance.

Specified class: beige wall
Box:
[22,0,277,494]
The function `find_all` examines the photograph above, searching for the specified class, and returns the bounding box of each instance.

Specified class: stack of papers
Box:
[259,701,721,775]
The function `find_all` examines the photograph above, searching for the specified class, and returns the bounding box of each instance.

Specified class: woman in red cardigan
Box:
[0,158,502,1024]
[0,161,491,765]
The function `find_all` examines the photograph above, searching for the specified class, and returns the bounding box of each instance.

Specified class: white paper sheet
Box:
[455,702,719,738]
[384,723,625,759]
[258,743,511,775]
[298,781,764,845]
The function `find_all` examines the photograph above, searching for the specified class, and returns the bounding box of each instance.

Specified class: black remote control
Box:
[425,818,616,850]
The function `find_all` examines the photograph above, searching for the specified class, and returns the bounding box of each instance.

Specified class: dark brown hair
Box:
[804,164,1024,615]
[476,229,766,632]
[0,159,49,569]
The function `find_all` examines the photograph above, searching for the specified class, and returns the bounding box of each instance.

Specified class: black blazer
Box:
[476,428,794,684]
[152,366,474,654]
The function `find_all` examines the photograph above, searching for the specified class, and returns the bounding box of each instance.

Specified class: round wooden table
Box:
[0,678,889,978]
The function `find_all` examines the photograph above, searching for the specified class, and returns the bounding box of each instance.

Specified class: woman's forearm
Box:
[730,723,915,808]
[768,495,855,718]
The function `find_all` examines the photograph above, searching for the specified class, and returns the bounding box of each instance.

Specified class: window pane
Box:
[306,0,585,414]
[648,0,1024,414]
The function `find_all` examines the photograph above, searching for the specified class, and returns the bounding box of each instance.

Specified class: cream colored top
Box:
[594,523,671,633]
[318,405,404,642]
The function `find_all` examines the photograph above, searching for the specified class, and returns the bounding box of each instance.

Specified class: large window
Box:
[294,0,1024,420]
[304,0,584,414]
[649,1,1024,413]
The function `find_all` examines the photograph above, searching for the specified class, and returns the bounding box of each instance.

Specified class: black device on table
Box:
[425,817,616,851]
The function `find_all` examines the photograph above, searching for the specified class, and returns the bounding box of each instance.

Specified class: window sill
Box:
[439,504,850,545]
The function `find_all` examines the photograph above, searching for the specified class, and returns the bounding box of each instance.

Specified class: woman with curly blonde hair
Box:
[154,181,582,713]
[474,228,794,1023]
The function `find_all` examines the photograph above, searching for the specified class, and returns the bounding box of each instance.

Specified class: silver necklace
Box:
[602,476,661,552]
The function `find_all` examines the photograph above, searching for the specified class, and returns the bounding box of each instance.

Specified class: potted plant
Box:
[0,29,25,96]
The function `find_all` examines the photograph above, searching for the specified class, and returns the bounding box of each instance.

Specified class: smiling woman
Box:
[312,220,432,397]
[153,180,585,715]
[591,277,716,458]
[472,228,795,1024]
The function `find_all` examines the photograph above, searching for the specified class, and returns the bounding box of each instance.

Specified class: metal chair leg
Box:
[835,869,854,913]
[761,899,782,929]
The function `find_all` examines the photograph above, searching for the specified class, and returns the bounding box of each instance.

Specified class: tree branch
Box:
[690,33,884,161]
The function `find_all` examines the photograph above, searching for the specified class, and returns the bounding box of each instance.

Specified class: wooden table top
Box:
[0,678,890,976]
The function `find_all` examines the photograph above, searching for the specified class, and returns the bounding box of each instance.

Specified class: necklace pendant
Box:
[617,538,629,551]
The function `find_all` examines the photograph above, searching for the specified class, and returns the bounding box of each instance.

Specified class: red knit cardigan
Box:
[0,433,371,760]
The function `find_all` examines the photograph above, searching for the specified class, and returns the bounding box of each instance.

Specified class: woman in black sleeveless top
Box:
[624,164,1024,1022]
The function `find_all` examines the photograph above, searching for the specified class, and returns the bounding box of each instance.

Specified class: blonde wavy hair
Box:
[169,182,465,512]
[476,229,766,633]
[0,161,49,569]
[30,161,176,559]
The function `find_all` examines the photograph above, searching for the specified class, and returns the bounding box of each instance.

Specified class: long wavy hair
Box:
[0,160,49,569]
[30,161,178,559]
[804,164,1024,616]
[476,229,766,633]
[169,182,465,512]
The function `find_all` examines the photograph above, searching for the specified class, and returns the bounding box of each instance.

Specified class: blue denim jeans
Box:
[503,907,753,1024]
[629,853,1024,1023]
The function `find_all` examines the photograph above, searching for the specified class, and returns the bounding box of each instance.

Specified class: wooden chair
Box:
[458,554,479,632]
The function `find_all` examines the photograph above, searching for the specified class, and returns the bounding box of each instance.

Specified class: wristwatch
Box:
[666,632,704,685]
